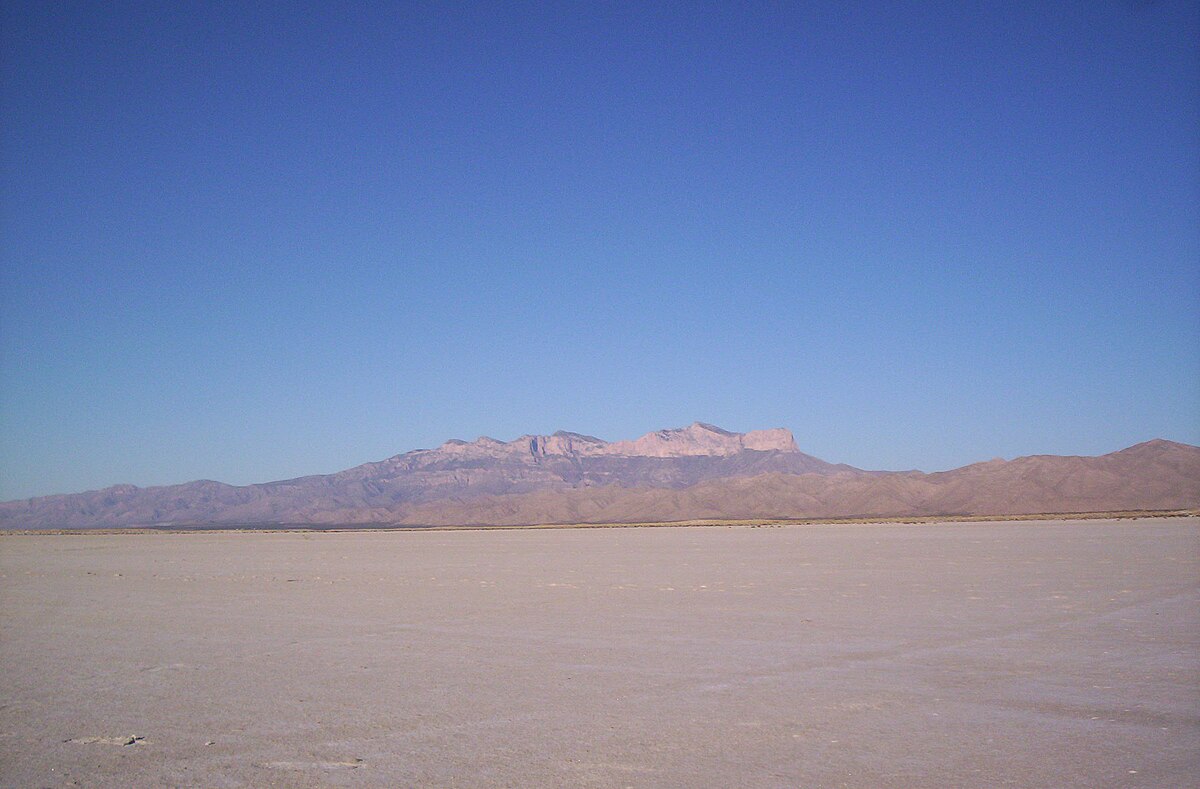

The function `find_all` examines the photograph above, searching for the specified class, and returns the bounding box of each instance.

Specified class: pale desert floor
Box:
[1,519,1197,788]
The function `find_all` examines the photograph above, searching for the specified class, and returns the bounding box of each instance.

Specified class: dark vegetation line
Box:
[3,509,1197,536]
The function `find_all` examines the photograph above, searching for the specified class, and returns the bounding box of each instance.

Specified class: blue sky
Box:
[2,1,1197,499]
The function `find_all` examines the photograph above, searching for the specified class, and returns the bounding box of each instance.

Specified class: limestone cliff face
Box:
[393,439,1200,526]
[601,423,798,457]
[0,423,837,529]
[742,428,798,453]
[415,422,800,463]
[1,433,1195,529]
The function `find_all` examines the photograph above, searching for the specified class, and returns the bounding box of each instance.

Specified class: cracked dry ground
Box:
[1,519,1197,788]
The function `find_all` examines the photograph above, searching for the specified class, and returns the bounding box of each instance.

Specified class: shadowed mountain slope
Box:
[2,432,1195,529]
[388,439,1200,526]
[0,423,844,529]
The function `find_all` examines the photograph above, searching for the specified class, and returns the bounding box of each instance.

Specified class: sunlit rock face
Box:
[0,423,842,529]
[3,431,1195,530]
[421,423,799,461]
[601,423,799,457]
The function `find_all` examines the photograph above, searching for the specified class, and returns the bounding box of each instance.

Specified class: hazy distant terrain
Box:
[1,423,1197,529]
[396,437,1200,527]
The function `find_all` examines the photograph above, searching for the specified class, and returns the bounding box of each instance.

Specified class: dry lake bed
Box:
[1,518,1197,788]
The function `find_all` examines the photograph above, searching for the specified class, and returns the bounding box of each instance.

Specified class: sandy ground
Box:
[1,519,1197,788]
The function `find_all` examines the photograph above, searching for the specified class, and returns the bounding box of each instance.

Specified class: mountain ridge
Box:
[0,423,839,528]
[1,428,1196,529]
[389,438,1200,526]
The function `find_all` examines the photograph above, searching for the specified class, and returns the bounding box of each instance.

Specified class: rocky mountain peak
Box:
[420,423,800,461]
[2,433,1193,530]
[603,423,799,458]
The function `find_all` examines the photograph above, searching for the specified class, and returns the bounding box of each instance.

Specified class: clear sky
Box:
[2,1,1197,500]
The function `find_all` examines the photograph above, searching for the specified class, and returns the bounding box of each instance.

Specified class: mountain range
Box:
[1,423,1197,529]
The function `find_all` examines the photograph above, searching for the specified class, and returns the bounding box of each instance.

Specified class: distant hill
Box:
[0,423,847,529]
[1,426,1196,529]
[390,439,1200,526]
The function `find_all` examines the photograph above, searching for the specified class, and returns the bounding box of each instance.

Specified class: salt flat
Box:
[1,519,1197,788]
